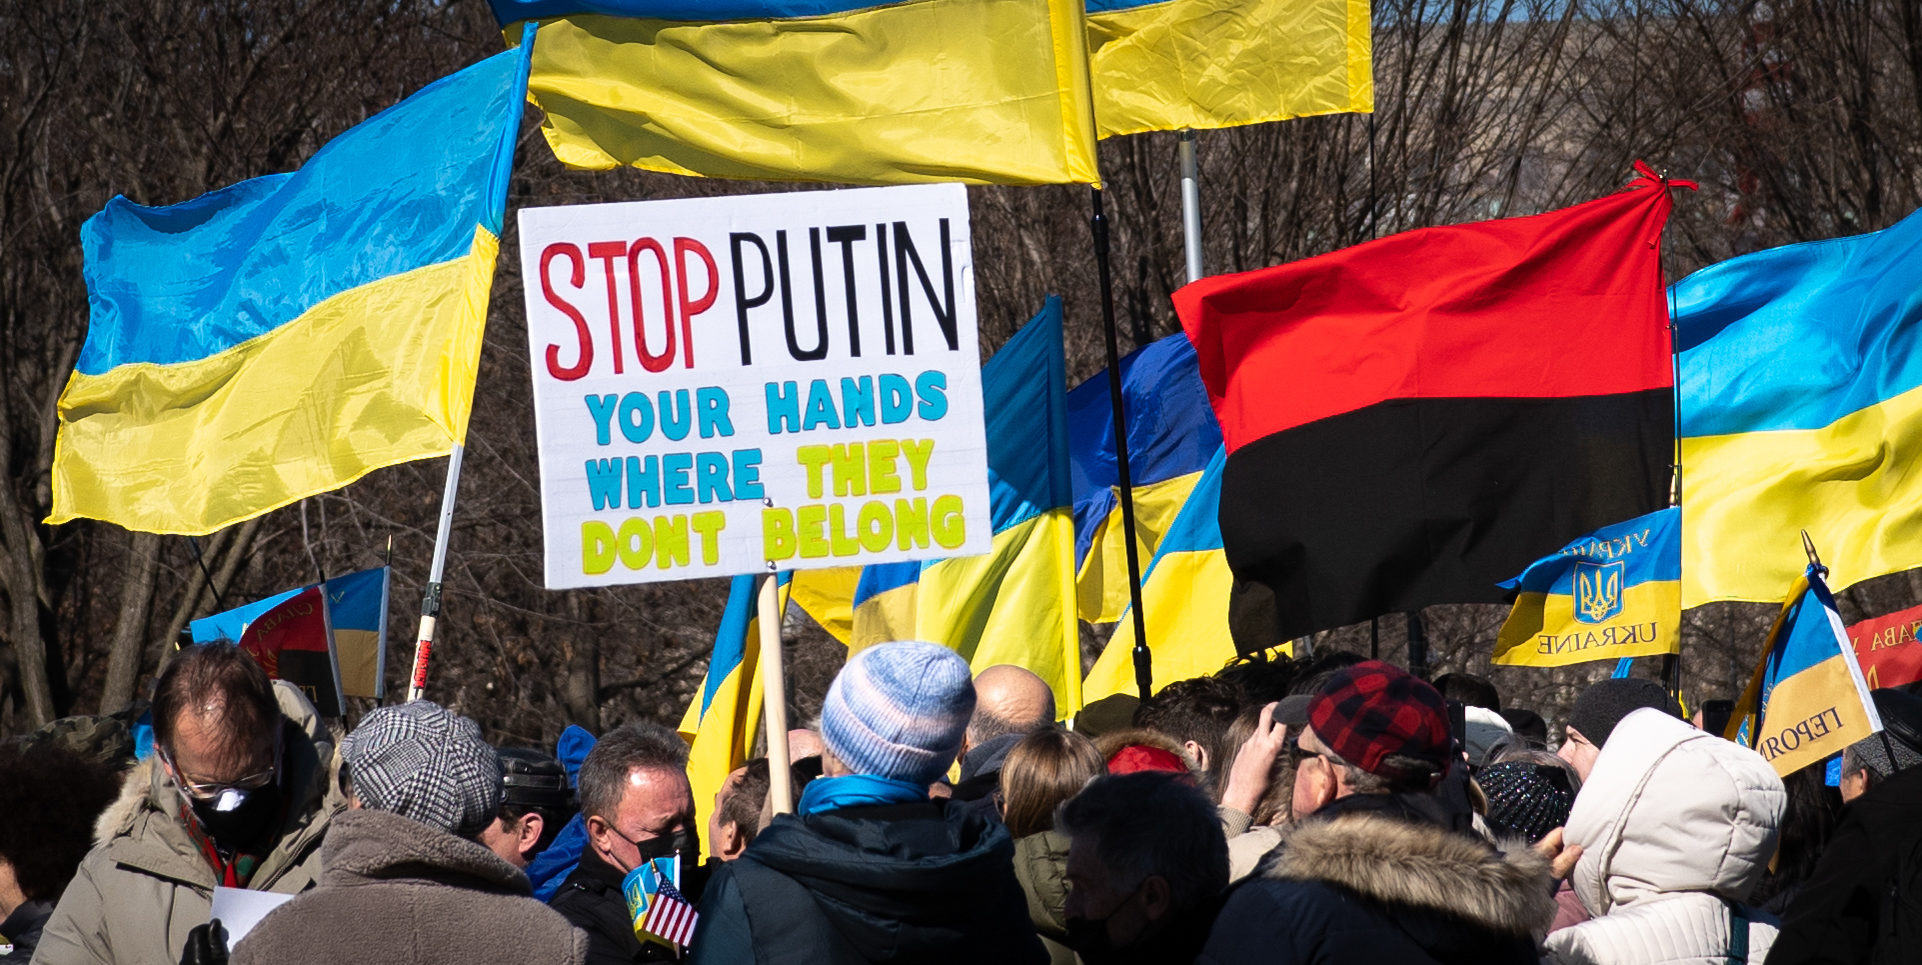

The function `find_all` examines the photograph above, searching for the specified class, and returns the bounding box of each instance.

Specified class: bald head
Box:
[787,728,824,761]
[967,665,1056,746]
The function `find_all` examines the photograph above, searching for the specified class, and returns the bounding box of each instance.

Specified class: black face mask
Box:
[1062,882,1144,965]
[190,782,282,851]
[625,826,699,870]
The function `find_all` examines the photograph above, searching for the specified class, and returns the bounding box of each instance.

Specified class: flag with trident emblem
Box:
[1493,508,1681,668]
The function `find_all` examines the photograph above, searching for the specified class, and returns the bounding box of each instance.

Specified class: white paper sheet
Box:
[210,886,294,946]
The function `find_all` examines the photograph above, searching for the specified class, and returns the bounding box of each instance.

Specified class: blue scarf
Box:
[797,774,928,816]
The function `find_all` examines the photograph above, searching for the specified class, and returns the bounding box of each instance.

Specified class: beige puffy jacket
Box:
[32,682,341,965]
[1543,708,1786,965]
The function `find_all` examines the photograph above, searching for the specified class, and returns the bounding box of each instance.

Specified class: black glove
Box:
[180,920,230,965]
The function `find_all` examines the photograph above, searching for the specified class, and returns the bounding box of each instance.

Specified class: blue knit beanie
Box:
[819,641,975,785]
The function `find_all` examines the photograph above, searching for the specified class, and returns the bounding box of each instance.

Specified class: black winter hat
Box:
[1567,678,1680,748]
[499,746,573,812]
[1479,761,1576,844]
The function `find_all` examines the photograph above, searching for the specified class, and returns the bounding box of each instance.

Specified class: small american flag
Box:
[640,878,699,949]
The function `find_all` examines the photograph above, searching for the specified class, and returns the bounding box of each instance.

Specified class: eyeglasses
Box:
[1288,738,1330,768]
[163,753,277,801]
[161,731,281,803]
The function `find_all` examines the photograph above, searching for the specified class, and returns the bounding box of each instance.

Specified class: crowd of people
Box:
[4,638,1921,964]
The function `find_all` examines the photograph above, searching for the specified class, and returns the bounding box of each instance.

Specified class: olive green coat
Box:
[32,683,341,965]
[1012,830,1077,965]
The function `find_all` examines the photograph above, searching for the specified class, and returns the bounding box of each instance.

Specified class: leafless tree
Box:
[3,0,1919,741]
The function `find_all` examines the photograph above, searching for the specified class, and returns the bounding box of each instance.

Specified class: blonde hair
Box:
[999,727,1104,838]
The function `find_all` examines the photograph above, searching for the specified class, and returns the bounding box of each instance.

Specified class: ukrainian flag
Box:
[678,572,790,860]
[789,565,861,645]
[490,0,1101,187]
[1493,508,1681,668]
[51,48,531,536]
[1069,331,1222,624]
[1087,0,1373,138]
[837,298,1081,713]
[325,567,392,700]
[1081,445,1261,702]
[1676,208,1922,607]
[1727,563,1882,778]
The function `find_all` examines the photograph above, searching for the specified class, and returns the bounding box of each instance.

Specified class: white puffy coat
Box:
[1543,708,1786,965]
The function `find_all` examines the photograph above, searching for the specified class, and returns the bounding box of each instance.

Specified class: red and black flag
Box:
[1177,164,1685,650]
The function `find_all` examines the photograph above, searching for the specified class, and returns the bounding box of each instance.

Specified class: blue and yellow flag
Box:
[1087,0,1372,137]
[1068,331,1222,624]
[678,572,790,860]
[822,298,1080,713]
[1727,563,1883,777]
[1676,208,1922,606]
[325,567,392,700]
[188,565,393,706]
[52,49,531,535]
[490,0,1101,187]
[1493,508,1681,668]
[1082,445,1259,702]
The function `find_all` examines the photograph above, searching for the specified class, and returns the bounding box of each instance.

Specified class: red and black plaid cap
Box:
[1308,661,1451,785]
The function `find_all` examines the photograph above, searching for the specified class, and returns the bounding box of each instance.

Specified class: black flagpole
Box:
[1091,187,1153,700]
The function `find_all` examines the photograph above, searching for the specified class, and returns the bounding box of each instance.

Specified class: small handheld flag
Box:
[1727,556,1883,778]
[1493,508,1681,668]
[622,855,697,950]
[640,876,699,949]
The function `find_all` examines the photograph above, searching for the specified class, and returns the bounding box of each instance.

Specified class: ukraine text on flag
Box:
[52,48,531,535]
[679,572,789,860]
[1676,206,1922,607]
[841,298,1081,714]
[491,0,1101,186]
[1494,508,1681,668]
[1087,0,1372,137]
[1728,564,1883,778]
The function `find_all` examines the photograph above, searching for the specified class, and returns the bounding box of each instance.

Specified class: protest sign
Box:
[1847,602,1922,691]
[519,184,991,588]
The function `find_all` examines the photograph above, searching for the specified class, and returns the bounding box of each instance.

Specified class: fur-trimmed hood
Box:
[1264,813,1558,938]
[1093,728,1201,774]
[91,681,339,873]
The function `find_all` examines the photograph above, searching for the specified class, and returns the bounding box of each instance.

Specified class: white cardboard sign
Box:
[519,184,990,588]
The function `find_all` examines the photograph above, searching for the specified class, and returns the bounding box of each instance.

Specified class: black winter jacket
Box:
[1771,765,1922,965]
[688,799,1047,965]
[1198,796,1556,965]
[549,846,706,964]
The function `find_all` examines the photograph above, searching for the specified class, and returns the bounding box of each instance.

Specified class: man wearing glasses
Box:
[34,642,339,965]
[1198,662,1557,965]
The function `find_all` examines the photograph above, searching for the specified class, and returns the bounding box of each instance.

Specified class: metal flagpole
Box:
[1406,609,1430,679]
[1178,130,1204,283]
[404,21,536,703]
[407,443,465,701]
[757,571,794,814]
[1090,188,1154,700]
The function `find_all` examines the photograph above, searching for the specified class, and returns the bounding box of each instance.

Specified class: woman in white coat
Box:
[1543,707,1787,964]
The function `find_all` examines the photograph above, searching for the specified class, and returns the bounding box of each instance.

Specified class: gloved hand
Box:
[180,920,230,965]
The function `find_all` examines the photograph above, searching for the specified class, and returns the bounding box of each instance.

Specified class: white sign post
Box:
[519,183,990,588]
